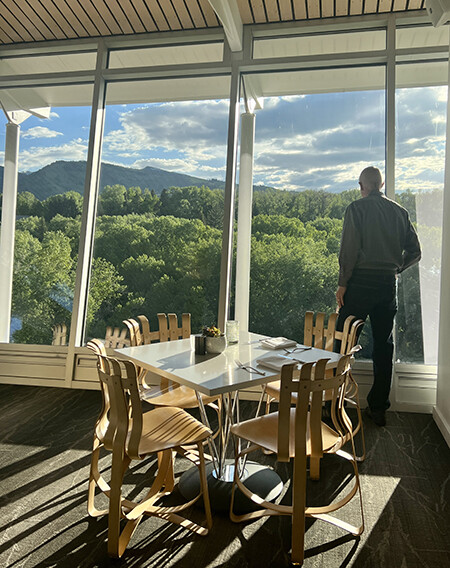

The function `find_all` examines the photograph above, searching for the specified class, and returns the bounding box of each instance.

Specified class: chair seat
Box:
[135,406,212,456]
[141,384,217,408]
[230,408,340,458]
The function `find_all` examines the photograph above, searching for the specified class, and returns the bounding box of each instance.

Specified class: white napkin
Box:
[256,354,303,371]
[260,336,297,350]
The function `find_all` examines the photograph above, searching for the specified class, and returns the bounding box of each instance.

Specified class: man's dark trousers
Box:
[336,269,397,413]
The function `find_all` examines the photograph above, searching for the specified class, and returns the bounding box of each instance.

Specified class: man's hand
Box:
[336,286,346,309]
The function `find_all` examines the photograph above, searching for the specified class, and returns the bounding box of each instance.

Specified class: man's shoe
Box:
[365,407,386,427]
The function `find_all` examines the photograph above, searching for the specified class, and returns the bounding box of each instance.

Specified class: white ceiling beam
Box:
[208,0,243,51]
[1,109,32,125]
[0,90,51,120]
[29,107,51,119]
[242,76,264,111]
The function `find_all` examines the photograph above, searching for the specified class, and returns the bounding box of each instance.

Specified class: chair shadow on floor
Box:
[1,384,448,568]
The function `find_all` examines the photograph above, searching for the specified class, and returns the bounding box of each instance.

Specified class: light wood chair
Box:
[230,355,364,566]
[51,323,67,345]
[264,311,366,462]
[86,339,213,558]
[104,325,130,348]
[123,314,221,433]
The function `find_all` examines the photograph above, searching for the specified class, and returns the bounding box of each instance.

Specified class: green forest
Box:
[8,182,437,363]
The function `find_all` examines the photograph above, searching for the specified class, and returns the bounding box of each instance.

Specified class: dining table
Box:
[114,331,342,513]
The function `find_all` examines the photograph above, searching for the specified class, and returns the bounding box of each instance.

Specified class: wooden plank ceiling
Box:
[0,0,426,45]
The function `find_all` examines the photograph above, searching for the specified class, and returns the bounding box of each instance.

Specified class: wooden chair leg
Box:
[265,395,273,416]
[107,448,126,558]
[291,453,307,565]
[158,450,175,492]
[309,456,320,480]
[197,441,212,530]
[353,399,366,462]
[88,435,110,517]
[88,436,102,517]
[345,373,366,462]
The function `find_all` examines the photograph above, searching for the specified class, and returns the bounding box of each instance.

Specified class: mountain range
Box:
[0,161,233,201]
[0,161,358,202]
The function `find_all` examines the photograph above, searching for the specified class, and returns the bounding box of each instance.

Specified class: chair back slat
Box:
[303,311,363,356]
[303,312,314,347]
[93,355,125,451]
[52,323,67,346]
[303,311,326,349]
[104,326,129,349]
[87,340,112,447]
[123,318,141,347]
[333,316,364,354]
[168,313,179,340]
[158,313,170,342]
[181,313,191,338]
[95,353,143,459]
[122,313,192,393]
[138,315,152,343]
[347,319,364,354]
[324,313,338,351]
[293,363,316,459]
[276,355,351,463]
[277,362,299,462]
[308,358,329,460]
[337,316,352,354]
[313,312,325,348]
[120,359,144,459]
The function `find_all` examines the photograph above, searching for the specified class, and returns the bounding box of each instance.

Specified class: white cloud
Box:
[16,85,445,192]
[131,157,225,178]
[18,140,88,170]
[101,100,230,179]
[22,126,63,139]
[104,100,229,153]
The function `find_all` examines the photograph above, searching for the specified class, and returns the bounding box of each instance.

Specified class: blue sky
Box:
[0,86,446,193]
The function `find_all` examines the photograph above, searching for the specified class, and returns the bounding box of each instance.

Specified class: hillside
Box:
[0,161,228,200]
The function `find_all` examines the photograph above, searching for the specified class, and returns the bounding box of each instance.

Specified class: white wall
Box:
[434,39,450,447]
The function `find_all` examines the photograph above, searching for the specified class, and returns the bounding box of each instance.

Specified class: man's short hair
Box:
[359,166,383,192]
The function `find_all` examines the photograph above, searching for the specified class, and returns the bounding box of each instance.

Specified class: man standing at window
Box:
[336,166,421,427]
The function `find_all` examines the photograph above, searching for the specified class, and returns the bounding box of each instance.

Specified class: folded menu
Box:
[256,354,303,371]
[260,336,297,350]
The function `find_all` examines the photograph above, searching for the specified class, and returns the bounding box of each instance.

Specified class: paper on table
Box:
[256,354,304,371]
[260,336,297,350]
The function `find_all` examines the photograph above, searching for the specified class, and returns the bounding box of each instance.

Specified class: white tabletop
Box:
[114,332,342,397]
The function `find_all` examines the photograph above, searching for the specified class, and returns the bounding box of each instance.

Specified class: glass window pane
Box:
[2,84,94,109]
[0,51,97,75]
[0,94,92,344]
[85,76,230,342]
[245,65,385,98]
[395,65,447,365]
[106,74,231,104]
[396,25,449,49]
[253,29,386,59]
[109,42,223,68]
[397,60,448,88]
[245,67,385,354]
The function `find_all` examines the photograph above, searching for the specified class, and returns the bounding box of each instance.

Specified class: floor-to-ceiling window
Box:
[242,64,385,345]
[84,65,231,340]
[0,48,95,345]
[395,59,447,365]
[0,17,448,402]
[8,103,91,345]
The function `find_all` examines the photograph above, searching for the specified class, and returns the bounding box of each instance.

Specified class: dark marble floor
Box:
[0,384,449,568]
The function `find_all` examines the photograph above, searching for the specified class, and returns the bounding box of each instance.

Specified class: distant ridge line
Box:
[0,160,275,200]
